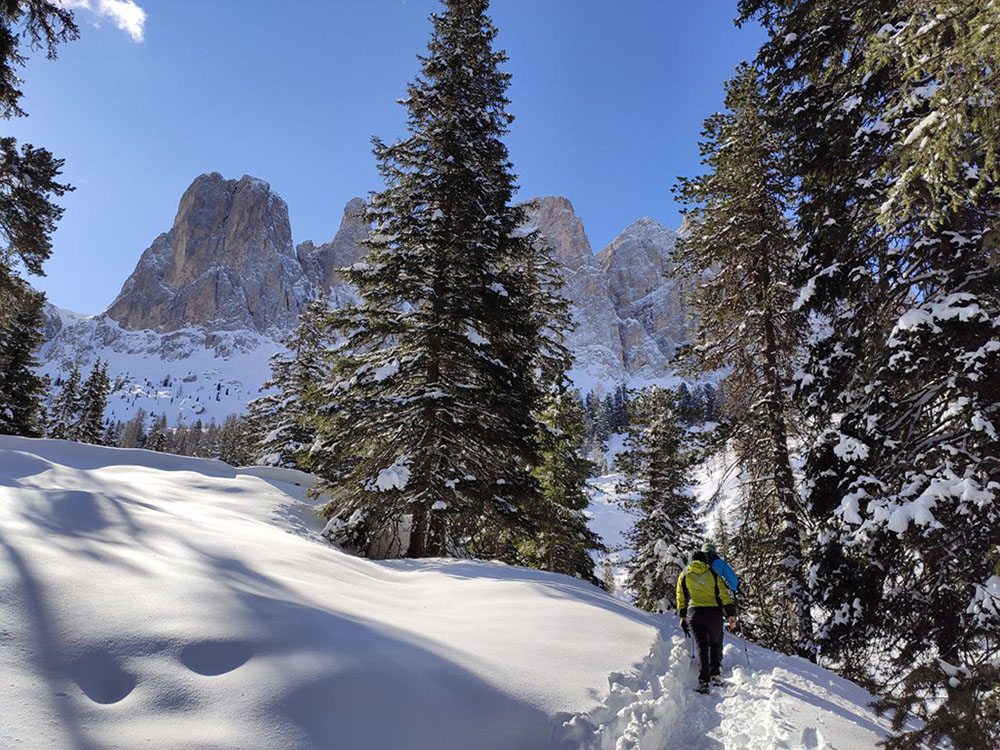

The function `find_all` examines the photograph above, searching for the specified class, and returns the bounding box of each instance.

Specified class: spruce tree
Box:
[617,387,701,612]
[523,388,604,583]
[673,64,812,658]
[741,1,1000,745]
[0,284,47,436]
[75,359,110,445]
[249,296,332,470]
[317,0,562,560]
[48,362,81,440]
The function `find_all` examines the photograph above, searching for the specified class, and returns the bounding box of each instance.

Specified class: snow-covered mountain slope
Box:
[0,436,896,749]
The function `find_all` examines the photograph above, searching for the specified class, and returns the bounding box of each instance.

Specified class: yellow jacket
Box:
[676,560,735,617]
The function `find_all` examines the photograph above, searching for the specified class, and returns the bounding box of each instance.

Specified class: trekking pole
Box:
[734,595,751,669]
[689,631,696,661]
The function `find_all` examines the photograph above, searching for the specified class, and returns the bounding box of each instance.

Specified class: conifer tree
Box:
[0,1,76,326]
[75,359,109,444]
[673,64,812,658]
[317,0,564,559]
[740,1,1000,745]
[48,362,81,440]
[0,284,47,436]
[522,388,604,583]
[249,296,332,469]
[617,387,701,612]
[145,413,167,452]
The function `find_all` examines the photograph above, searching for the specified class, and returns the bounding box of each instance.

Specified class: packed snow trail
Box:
[558,623,892,750]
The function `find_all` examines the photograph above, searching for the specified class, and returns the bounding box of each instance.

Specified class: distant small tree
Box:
[121,408,148,449]
[75,359,110,445]
[48,363,81,440]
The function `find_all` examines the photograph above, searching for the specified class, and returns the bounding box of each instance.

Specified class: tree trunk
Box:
[407,503,428,558]
[761,302,816,661]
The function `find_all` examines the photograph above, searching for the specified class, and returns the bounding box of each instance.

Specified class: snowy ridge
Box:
[0,437,896,749]
[40,308,282,426]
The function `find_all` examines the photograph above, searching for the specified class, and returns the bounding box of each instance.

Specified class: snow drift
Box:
[0,436,893,749]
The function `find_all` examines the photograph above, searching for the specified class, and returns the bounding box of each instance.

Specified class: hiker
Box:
[676,548,737,694]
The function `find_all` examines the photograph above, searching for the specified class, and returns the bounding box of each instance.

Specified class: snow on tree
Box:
[316,0,566,560]
[741,0,1000,745]
[673,63,813,659]
[74,359,110,445]
[617,387,702,613]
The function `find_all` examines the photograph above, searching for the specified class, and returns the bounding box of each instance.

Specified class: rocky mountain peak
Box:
[523,196,597,268]
[106,172,310,336]
[297,197,368,291]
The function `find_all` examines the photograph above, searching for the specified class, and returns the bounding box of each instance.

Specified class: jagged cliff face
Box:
[106,173,311,336]
[522,197,629,383]
[597,217,690,368]
[524,198,687,383]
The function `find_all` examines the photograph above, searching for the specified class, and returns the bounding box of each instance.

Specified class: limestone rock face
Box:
[106,173,310,335]
[297,197,368,290]
[597,218,690,369]
[524,197,628,384]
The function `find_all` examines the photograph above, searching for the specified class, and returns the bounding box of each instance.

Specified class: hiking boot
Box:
[696,680,710,694]
[711,675,725,687]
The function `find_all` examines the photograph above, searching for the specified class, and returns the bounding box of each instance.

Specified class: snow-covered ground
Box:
[0,436,895,749]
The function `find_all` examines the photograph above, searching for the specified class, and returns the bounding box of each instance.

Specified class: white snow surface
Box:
[0,436,893,749]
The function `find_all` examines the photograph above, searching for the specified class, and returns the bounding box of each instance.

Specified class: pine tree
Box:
[48,363,81,440]
[219,414,253,466]
[317,0,563,560]
[249,295,332,470]
[0,284,48,437]
[523,388,604,583]
[145,413,167,452]
[673,63,812,658]
[0,2,76,328]
[75,359,110,445]
[740,0,1000,745]
[617,387,702,612]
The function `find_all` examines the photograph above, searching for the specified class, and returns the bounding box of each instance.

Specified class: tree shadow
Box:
[0,527,96,750]
[176,545,568,750]
[772,678,887,738]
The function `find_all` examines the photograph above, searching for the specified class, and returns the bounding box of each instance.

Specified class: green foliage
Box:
[249,295,333,470]
[521,388,604,583]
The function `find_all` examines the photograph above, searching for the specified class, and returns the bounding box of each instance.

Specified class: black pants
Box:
[690,607,724,682]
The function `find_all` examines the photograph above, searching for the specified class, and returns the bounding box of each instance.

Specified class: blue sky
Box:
[13,1,764,313]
